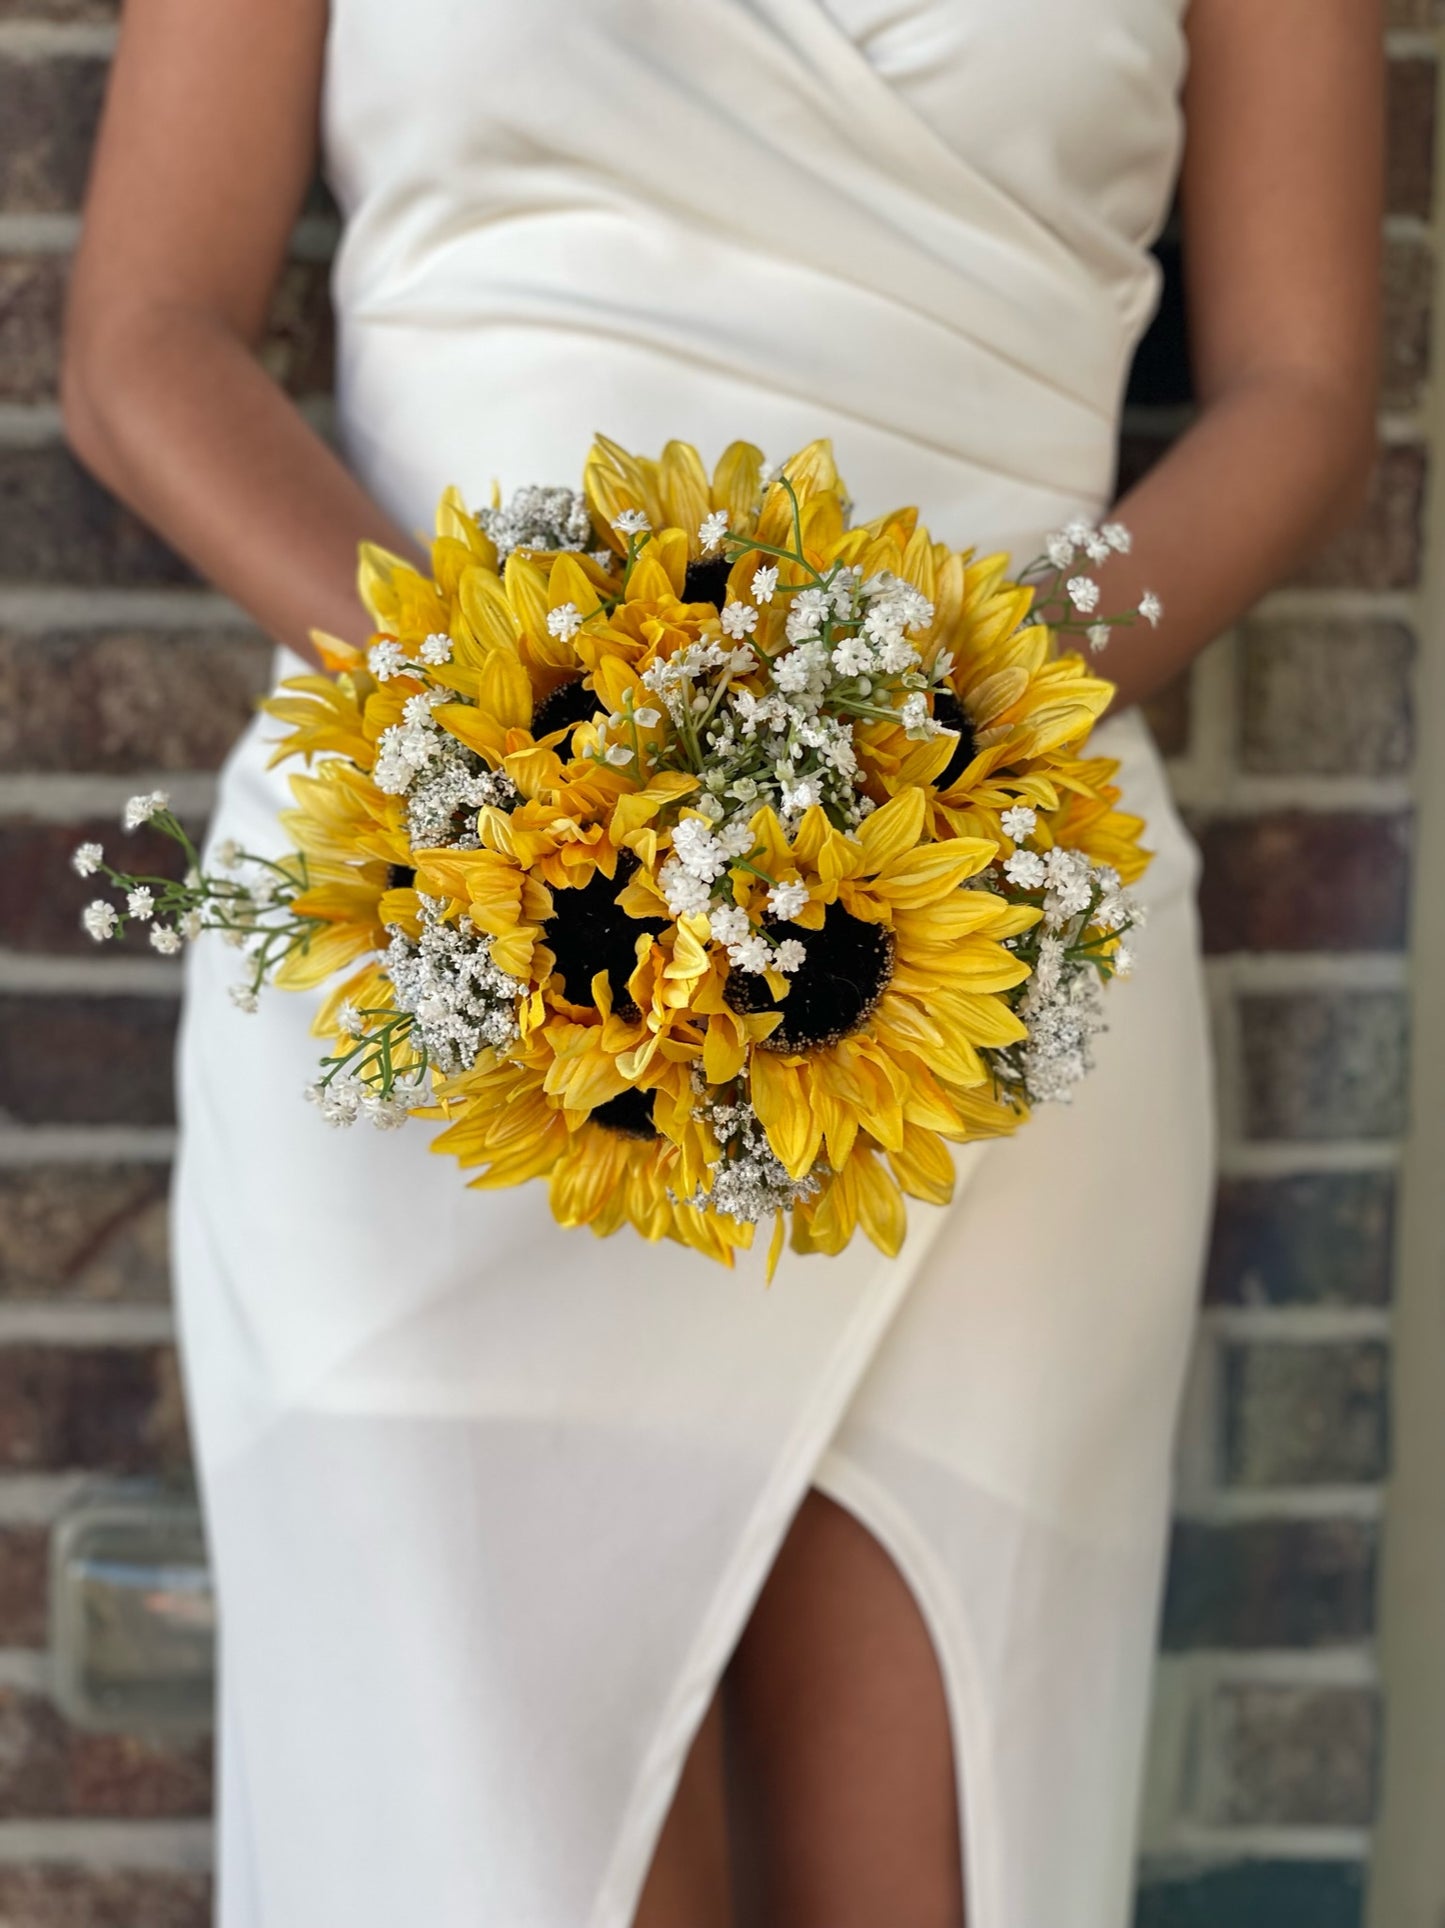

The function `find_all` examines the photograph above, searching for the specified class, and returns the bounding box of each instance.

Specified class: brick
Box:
[1222,1340,1388,1487]
[1382,236,1432,412]
[0,1523,49,1646]
[0,1867,211,1928]
[1388,58,1437,220]
[0,255,66,406]
[0,446,192,587]
[1140,670,1190,759]
[1197,813,1411,953]
[1238,992,1410,1142]
[0,627,270,774]
[0,55,106,216]
[0,817,203,957]
[1205,1173,1396,1307]
[0,254,334,406]
[1238,620,1414,777]
[1293,445,1426,591]
[0,1686,211,1819]
[0,1163,170,1303]
[0,995,179,1126]
[0,1344,190,1473]
[1135,1860,1365,1928]
[1202,1684,1378,1827]
[1162,1518,1377,1649]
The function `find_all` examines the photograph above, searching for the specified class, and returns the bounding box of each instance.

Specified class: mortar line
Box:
[0,1126,176,1165]
[1215,1141,1402,1176]
[0,1818,214,1870]
[0,20,118,56]
[0,1304,174,1346]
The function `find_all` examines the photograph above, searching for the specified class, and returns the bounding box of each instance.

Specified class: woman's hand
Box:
[1089,0,1384,713]
[61,0,422,664]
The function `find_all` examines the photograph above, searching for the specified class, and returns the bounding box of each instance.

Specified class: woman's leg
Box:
[726,1489,965,1928]
[633,1693,735,1928]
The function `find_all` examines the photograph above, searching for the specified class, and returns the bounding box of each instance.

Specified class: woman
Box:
[62,2,1380,1923]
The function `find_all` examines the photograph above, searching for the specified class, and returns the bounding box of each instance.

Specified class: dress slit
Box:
[814,1446,1000,1928]
[591,1171,984,1928]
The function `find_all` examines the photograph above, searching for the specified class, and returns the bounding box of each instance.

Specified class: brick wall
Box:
[1127,14,1434,1921]
[0,8,1430,1923]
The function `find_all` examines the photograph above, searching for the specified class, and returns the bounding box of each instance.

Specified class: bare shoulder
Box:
[67,0,330,346]
[1178,0,1383,410]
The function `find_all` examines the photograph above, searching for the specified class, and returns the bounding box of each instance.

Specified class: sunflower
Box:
[267,761,419,992]
[806,537,1117,844]
[681,788,1040,1255]
[584,432,848,590]
[413,827,729,1097]
[426,1026,754,1266]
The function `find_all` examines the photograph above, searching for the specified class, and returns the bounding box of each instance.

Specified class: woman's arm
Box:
[62,0,420,663]
[1089,0,1384,712]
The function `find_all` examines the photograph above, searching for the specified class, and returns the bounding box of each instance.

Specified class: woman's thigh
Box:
[725,1488,965,1928]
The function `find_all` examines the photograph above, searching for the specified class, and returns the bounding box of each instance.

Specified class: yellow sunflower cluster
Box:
[254,434,1154,1269]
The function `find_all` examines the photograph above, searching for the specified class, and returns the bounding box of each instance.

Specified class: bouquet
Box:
[76,436,1160,1270]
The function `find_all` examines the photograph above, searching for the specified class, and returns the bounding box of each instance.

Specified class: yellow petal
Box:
[855,786,926,875]
[660,441,711,543]
[853,1150,907,1257]
[750,1052,816,1180]
[480,649,534,733]
[458,566,523,656]
[712,441,766,526]
[887,1124,957,1205]
[765,1209,787,1283]
[703,1015,747,1084]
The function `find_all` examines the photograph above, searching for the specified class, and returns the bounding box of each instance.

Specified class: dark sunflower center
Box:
[386,863,416,891]
[591,1087,659,1140]
[531,675,601,745]
[724,902,896,1051]
[541,853,667,1018]
[932,688,978,791]
[682,554,733,608]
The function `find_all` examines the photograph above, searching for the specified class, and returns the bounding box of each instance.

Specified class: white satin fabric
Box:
[172,4,1214,1923]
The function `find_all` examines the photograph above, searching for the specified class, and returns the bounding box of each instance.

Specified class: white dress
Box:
[172,2,1214,1923]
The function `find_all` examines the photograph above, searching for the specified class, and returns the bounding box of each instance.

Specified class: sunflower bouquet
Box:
[76,436,1161,1269]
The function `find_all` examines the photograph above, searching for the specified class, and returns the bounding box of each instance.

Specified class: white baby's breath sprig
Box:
[72,791,332,1011]
[122,790,170,832]
[1015,518,1164,651]
[698,509,729,553]
[986,839,1142,1108]
[546,601,583,642]
[82,900,118,943]
[999,805,1037,843]
[1065,575,1100,615]
[367,640,407,681]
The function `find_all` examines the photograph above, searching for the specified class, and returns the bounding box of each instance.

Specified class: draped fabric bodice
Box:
[319,0,1187,558]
